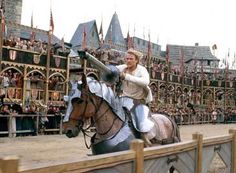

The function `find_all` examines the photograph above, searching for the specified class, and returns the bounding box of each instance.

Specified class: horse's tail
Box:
[158,112,181,142]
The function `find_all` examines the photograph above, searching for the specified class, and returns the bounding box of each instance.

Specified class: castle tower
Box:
[1,0,23,36]
[104,12,126,51]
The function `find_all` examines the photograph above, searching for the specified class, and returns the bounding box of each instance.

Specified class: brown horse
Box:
[63,74,181,156]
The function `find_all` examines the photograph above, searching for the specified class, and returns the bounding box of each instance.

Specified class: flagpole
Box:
[0,0,5,72]
[45,30,51,107]
[45,6,54,107]
[180,47,185,105]
[165,45,170,103]
[0,9,3,71]
[200,56,204,105]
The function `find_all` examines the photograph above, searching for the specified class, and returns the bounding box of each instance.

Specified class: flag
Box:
[82,26,87,50]
[212,44,217,50]
[31,12,33,28]
[49,8,54,33]
[143,27,145,40]
[30,12,36,41]
[127,30,133,49]
[147,31,151,58]
[226,49,230,69]
[201,56,204,80]
[133,24,136,37]
[99,20,104,45]
[61,36,65,51]
[180,47,185,77]
[166,45,170,64]
[0,0,5,13]
[108,25,112,46]
[1,9,5,33]
[0,7,7,37]
[233,52,236,68]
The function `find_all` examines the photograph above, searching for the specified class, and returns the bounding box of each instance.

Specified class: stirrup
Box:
[141,133,152,147]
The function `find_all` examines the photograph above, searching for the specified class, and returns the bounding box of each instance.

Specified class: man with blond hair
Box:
[117,48,153,146]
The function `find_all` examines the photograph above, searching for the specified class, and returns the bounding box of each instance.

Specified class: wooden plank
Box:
[218,143,232,168]
[20,151,135,173]
[144,157,170,173]
[0,156,19,173]
[143,141,197,159]
[229,129,236,173]
[202,146,215,173]
[173,151,196,173]
[130,139,144,173]
[192,133,203,173]
[203,135,232,147]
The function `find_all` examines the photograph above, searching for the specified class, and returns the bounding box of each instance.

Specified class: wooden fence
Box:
[1,129,236,173]
[0,114,63,137]
[1,112,235,138]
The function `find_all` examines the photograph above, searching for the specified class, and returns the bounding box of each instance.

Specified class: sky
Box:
[21,0,236,68]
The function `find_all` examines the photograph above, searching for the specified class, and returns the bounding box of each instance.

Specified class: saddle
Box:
[120,97,154,132]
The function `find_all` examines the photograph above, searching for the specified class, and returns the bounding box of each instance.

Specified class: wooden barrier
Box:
[1,128,234,173]
[0,114,64,137]
[0,156,19,173]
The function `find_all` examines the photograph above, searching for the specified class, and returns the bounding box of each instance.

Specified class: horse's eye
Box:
[77,84,82,91]
[71,98,83,104]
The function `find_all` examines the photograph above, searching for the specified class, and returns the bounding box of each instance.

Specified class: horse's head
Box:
[63,74,98,138]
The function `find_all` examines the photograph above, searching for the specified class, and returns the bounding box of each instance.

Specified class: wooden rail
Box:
[1,129,236,173]
[0,114,64,137]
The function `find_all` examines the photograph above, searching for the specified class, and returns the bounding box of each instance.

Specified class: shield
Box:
[7,88,15,99]
[33,54,40,64]
[31,89,38,100]
[55,56,61,68]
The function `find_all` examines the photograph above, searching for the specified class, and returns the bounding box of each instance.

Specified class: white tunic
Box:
[116,64,153,103]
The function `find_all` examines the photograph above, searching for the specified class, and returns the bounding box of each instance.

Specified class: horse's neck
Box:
[94,101,123,139]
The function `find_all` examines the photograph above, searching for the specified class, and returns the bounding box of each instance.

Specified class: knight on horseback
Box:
[116,48,154,146]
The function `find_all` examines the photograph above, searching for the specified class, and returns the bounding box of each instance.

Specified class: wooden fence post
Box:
[229,129,236,173]
[36,114,39,135]
[130,139,144,173]
[192,133,203,173]
[0,156,19,173]
[59,113,63,135]
[8,114,12,138]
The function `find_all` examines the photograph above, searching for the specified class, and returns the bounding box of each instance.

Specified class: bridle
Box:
[69,82,118,149]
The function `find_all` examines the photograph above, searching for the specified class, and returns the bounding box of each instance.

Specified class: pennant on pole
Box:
[31,12,33,28]
[1,9,5,34]
[147,31,151,58]
[166,45,170,64]
[49,8,54,33]
[180,47,185,77]
[99,20,104,45]
[127,30,133,49]
[82,26,87,50]
[61,36,65,52]
[30,12,36,41]
[0,0,5,13]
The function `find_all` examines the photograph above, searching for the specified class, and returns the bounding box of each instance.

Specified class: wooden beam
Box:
[229,129,236,173]
[0,156,19,173]
[192,133,203,173]
[130,139,144,173]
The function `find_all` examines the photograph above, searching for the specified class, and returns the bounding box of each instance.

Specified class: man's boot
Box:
[141,132,152,147]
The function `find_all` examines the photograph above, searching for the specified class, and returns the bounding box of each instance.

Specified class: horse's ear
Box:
[81,73,88,89]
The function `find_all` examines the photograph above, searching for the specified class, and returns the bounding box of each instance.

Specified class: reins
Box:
[78,83,118,148]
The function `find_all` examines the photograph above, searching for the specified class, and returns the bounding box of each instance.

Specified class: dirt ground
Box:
[0,124,235,172]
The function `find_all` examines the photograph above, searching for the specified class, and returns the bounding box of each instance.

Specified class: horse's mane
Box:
[86,77,126,121]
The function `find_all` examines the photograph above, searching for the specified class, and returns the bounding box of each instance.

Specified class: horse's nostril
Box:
[66,129,74,138]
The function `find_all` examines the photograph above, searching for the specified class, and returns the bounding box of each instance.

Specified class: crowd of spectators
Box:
[151,104,236,125]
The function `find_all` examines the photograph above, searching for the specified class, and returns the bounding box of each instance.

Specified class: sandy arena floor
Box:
[0,124,235,172]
